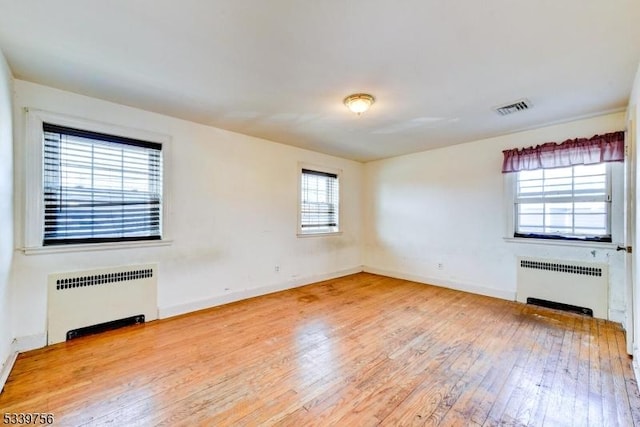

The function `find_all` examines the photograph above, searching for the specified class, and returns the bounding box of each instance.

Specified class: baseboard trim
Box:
[13,333,47,353]
[634,347,640,394]
[158,266,364,319]
[0,349,18,394]
[363,266,515,301]
[0,332,48,393]
[609,309,626,328]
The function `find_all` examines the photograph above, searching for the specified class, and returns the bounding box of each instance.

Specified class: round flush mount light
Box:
[343,93,375,115]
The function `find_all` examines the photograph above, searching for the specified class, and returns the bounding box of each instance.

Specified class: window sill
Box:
[20,239,173,255]
[297,231,343,238]
[503,237,619,249]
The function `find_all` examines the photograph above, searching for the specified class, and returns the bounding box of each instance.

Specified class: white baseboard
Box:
[13,333,47,353]
[634,346,640,394]
[0,333,47,393]
[0,348,18,394]
[363,265,516,301]
[158,266,364,319]
[609,308,626,327]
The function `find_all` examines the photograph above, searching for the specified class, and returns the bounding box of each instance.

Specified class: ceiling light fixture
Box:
[344,93,375,115]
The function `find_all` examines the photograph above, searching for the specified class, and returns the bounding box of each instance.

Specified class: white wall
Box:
[0,50,14,387]
[364,112,627,321]
[5,78,632,357]
[10,80,364,346]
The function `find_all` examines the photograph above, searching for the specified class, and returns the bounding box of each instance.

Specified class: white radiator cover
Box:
[47,264,158,345]
[516,257,608,319]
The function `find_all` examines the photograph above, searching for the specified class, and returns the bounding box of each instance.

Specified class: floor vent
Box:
[527,297,593,317]
[67,315,145,340]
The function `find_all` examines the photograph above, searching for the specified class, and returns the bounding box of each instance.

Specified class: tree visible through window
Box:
[43,123,163,245]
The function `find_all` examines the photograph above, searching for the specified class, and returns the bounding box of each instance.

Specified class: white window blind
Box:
[300,168,339,234]
[43,123,163,245]
[514,163,610,241]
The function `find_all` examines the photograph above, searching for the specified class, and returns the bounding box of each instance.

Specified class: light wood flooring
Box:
[1,273,640,426]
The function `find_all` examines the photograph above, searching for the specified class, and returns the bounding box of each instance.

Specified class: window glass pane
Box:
[574,163,606,176]
[546,225,572,233]
[519,169,543,180]
[575,228,605,235]
[519,203,543,214]
[574,175,606,192]
[515,163,610,240]
[300,169,339,233]
[517,179,543,195]
[544,167,572,179]
[43,123,162,245]
[519,226,544,233]
[545,202,573,213]
[574,214,606,229]
[545,202,573,231]
[574,202,606,214]
[518,214,544,227]
[543,176,572,193]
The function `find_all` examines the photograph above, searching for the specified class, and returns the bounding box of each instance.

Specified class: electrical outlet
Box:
[275,265,280,272]
[437,262,444,270]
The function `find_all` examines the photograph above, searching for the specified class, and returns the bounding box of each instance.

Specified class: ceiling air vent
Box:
[494,99,531,116]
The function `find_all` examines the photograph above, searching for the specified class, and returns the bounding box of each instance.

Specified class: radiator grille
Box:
[520,260,602,277]
[48,264,158,345]
[55,269,153,290]
[516,257,608,319]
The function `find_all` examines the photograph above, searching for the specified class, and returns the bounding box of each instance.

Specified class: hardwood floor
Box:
[1,273,640,426]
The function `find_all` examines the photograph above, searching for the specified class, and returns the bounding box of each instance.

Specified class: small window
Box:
[299,168,340,235]
[514,163,611,242]
[43,123,163,245]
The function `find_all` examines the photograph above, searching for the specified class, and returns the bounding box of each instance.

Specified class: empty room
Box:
[1,1,640,426]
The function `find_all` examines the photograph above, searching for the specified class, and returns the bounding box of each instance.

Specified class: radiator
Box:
[516,257,608,319]
[47,264,158,345]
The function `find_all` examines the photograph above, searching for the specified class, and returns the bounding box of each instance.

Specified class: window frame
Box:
[513,162,613,243]
[21,109,172,254]
[297,163,342,237]
[507,162,622,245]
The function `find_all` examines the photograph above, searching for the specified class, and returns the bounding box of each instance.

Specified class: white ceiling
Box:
[0,1,639,162]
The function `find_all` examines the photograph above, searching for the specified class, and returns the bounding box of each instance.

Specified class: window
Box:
[42,123,163,245]
[299,167,340,235]
[514,163,611,242]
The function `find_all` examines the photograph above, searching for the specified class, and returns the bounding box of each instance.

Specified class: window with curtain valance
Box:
[502,131,624,173]
[503,131,624,242]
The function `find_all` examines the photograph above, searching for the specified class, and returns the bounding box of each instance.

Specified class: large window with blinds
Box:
[43,123,163,245]
[299,167,340,235]
[514,163,611,241]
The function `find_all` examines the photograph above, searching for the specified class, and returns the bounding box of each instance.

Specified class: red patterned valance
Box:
[502,131,625,173]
